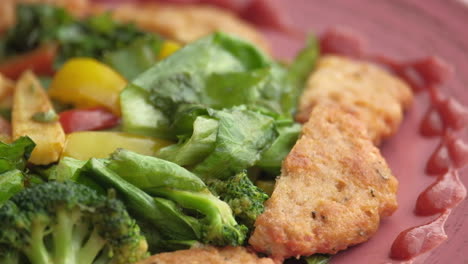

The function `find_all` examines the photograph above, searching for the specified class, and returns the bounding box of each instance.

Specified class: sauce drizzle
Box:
[390,211,450,261]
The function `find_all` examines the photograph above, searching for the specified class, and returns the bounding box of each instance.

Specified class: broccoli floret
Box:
[0,181,148,264]
[153,188,248,246]
[208,171,269,229]
[0,245,21,264]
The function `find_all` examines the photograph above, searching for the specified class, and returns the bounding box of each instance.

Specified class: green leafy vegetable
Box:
[81,150,248,247]
[192,106,277,180]
[120,33,286,138]
[157,116,219,166]
[0,4,164,73]
[55,13,163,68]
[158,105,277,180]
[78,159,201,250]
[43,157,86,181]
[0,136,35,174]
[103,36,162,80]
[0,170,24,206]
[304,254,331,264]
[284,34,320,112]
[256,121,302,175]
[0,4,74,58]
[107,149,206,192]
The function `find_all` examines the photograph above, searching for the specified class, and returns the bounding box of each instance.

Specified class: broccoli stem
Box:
[53,209,77,264]
[24,219,52,264]
[71,220,90,258]
[77,228,107,264]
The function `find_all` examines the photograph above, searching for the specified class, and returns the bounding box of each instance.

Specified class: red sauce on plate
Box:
[390,211,449,261]
[415,171,466,216]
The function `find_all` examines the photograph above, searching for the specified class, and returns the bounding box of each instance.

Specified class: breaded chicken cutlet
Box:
[136,246,275,264]
[296,55,413,145]
[249,103,398,260]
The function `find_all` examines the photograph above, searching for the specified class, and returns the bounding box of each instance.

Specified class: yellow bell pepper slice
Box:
[49,58,127,115]
[62,131,172,160]
[158,41,181,59]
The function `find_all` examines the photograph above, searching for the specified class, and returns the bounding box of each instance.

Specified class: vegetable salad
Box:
[0,3,327,264]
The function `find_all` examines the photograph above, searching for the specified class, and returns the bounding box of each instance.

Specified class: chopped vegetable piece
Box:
[120,32,283,137]
[158,40,181,59]
[78,159,201,252]
[49,58,127,115]
[304,254,331,264]
[286,34,320,102]
[0,170,24,206]
[62,131,172,160]
[59,107,120,133]
[256,122,301,175]
[0,4,165,71]
[31,109,58,123]
[157,115,219,166]
[12,72,65,165]
[0,136,35,173]
[0,45,57,80]
[100,149,248,246]
[192,106,277,180]
[45,157,87,182]
[103,36,163,80]
[0,4,73,58]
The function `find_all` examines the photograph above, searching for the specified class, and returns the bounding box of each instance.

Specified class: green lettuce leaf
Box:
[304,254,331,264]
[256,121,302,175]
[157,116,219,166]
[103,35,163,80]
[192,106,277,180]
[119,32,287,138]
[107,149,206,192]
[0,170,24,206]
[0,136,35,174]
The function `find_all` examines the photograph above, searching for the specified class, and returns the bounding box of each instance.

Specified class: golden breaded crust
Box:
[296,55,413,145]
[136,246,275,264]
[0,0,89,33]
[90,3,271,54]
[249,103,398,260]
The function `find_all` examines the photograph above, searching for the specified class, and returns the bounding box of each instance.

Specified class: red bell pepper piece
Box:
[59,107,120,134]
[0,45,57,80]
